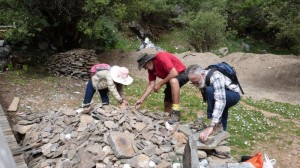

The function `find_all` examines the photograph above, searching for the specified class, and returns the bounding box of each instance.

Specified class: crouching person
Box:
[186,64,240,142]
[82,64,133,107]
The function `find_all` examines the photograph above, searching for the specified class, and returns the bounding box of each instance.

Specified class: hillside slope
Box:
[98,49,300,105]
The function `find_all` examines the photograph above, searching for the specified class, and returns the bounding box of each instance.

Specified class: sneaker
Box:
[102,102,109,106]
[81,103,91,108]
[168,110,180,124]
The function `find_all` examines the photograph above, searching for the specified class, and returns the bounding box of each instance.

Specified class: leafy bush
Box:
[0,7,47,44]
[180,11,228,52]
[78,16,117,49]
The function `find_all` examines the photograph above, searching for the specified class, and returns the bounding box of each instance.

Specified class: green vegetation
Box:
[114,32,140,52]
[156,29,190,53]
[1,0,299,55]
[243,98,300,119]
[121,79,300,159]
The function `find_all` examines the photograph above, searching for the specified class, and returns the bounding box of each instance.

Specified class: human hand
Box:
[135,99,143,109]
[122,100,129,106]
[199,127,214,142]
[154,84,161,92]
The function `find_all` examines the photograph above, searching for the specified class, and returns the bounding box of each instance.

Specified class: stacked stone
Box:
[47,49,99,79]
[13,105,239,168]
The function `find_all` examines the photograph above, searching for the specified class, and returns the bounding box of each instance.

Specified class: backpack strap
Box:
[200,68,216,103]
[205,68,217,86]
[205,67,245,94]
[237,80,245,94]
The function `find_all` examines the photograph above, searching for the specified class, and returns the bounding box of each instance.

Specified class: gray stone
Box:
[13,124,36,134]
[157,160,172,168]
[123,122,132,131]
[197,150,207,159]
[108,132,136,159]
[175,144,185,155]
[53,126,64,133]
[43,126,53,133]
[93,150,108,162]
[196,131,230,150]
[42,131,51,138]
[80,114,93,124]
[160,145,173,153]
[67,149,77,160]
[142,131,154,140]
[183,135,199,168]
[55,158,72,168]
[135,122,147,132]
[104,121,117,129]
[87,143,102,155]
[215,146,231,156]
[50,134,60,143]
[41,143,52,156]
[79,150,96,168]
[151,155,161,164]
[155,147,164,155]
[142,145,157,156]
[64,125,74,134]
[96,163,106,168]
[63,108,77,116]
[178,124,193,136]
[128,154,150,168]
[103,145,113,155]
[77,122,88,132]
[118,115,126,124]
[70,131,78,138]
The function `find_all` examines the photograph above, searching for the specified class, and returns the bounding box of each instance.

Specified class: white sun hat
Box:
[110,66,133,85]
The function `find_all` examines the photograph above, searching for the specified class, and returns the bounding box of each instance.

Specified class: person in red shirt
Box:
[135,51,189,124]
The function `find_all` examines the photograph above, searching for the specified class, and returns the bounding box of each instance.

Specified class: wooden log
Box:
[8,97,20,112]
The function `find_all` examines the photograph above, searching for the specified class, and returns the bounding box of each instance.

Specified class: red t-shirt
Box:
[148,51,186,81]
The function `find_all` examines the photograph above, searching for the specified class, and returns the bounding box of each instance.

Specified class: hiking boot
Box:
[168,110,180,124]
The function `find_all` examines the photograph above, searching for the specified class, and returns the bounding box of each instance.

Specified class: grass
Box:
[156,29,191,53]
[243,98,300,119]
[115,31,141,52]
[121,78,300,160]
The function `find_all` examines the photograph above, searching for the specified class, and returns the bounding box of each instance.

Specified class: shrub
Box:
[180,11,227,52]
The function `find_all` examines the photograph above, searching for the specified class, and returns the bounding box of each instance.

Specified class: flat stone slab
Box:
[196,131,230,150]
[183,135,199,168]
[108,132,136,159]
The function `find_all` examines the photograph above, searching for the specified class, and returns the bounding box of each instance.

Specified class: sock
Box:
[172,104,180,111]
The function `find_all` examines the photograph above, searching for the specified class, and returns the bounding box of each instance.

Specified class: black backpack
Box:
[205,62,244,94]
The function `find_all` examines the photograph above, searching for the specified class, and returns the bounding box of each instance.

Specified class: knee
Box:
[169,78,179,86]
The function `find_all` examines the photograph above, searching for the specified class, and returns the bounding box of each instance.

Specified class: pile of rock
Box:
[47,49,98,79]
[13,105,239,168]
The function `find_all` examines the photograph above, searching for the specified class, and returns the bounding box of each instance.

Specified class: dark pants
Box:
[83,79,109,105]
[205,86,240,130]
[164,71,189,102]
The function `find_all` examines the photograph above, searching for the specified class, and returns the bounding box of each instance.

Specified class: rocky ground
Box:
[0,49,299,167]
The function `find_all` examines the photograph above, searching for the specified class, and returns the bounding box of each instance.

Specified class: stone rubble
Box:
[13,105,247,168]
[47,49,99,79]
